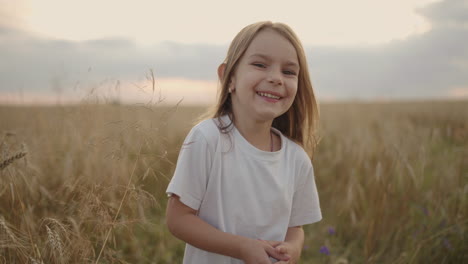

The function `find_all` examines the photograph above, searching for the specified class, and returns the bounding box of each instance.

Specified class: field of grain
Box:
[0,100,466,263]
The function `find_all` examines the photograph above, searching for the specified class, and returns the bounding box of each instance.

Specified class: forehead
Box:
[244,28,298,64]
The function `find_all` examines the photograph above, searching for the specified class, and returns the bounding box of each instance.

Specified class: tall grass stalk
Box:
[94,141,143,263]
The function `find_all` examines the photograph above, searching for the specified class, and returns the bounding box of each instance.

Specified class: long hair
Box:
[201,21,320,158]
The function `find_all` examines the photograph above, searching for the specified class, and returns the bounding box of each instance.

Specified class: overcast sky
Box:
[0,0,467,105]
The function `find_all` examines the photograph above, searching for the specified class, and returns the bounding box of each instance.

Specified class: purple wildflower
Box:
[442,238,453,250]
[412,226,426,238]
[422,206,429,216]
[438,219,446,229]
[327,226,336,235]
[319,246,330,255]
[303,245,309,250]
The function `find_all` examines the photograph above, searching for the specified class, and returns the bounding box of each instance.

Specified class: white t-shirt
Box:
[166,115,322,264]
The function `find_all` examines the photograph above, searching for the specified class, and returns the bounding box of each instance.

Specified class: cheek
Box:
[286,81,299,98]
[242,70,262,83]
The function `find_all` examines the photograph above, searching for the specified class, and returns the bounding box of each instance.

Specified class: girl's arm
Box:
[166,195,290,263]
[284,226,304,251]
[273,226,304,264]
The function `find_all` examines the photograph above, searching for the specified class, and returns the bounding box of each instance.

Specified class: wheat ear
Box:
[0,151,27,170]
[46,226,64,262]
[0,216,17,244]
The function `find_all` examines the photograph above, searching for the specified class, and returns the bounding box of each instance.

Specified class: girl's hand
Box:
[239,239,290,264]
[262,241,300,264]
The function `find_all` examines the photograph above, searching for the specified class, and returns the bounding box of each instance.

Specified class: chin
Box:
[256,111,282,122]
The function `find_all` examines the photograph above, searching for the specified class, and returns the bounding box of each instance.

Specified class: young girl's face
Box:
[229,28,299,123]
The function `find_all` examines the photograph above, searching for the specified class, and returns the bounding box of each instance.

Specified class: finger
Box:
[261,240,282,247]
[265,246,290,261]
[273,261,289,264]
[276,245,287,254]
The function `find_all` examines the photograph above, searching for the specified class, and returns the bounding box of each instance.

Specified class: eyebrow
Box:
[248,53,299,68]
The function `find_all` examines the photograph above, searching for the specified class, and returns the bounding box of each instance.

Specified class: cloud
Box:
[0,27,224,93]
[0,0,467,103]
[307,0,468,99]
[416,0,468,27]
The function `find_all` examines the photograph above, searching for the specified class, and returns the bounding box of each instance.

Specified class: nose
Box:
[267,68,283,85]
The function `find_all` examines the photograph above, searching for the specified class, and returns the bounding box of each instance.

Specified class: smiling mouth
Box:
[256,92,281,100]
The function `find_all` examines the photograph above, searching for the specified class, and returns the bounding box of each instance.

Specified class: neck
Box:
[232,115,273,152]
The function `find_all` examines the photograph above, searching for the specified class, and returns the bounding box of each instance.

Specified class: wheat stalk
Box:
[0,151,27,170]
[94,141,143,263]
[43,218,68,239]
[0,216,17,245]
[46,225,64,262]
[29,257,44,264]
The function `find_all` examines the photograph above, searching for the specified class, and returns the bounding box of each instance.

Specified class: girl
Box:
[166,21,322,264]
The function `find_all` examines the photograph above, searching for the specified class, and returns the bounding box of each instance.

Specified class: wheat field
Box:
[0,100,466,263]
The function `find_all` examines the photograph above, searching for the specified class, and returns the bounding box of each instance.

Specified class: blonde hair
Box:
[202,21,320,157]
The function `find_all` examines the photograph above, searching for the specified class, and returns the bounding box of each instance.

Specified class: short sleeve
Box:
[289,161,322,227]
[166,126,212,211]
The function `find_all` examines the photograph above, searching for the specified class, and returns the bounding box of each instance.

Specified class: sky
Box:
[0,0,467,105]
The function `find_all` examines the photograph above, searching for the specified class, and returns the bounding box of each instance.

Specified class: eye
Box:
[252,63,266,68]
[283,70,297,76]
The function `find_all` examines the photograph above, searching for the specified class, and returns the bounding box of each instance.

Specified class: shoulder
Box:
[184,117,225,153]
[282,136,311,163]
[281,137,315,191]
[281,135,313,170]
[190,117,223,142]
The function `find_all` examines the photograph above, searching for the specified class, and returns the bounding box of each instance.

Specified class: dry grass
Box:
[0,152,27,171]
[0,99,466,263]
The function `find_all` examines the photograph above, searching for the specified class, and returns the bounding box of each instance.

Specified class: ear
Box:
[217,63,226,81]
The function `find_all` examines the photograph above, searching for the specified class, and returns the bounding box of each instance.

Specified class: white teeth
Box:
[257,92,280,99]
